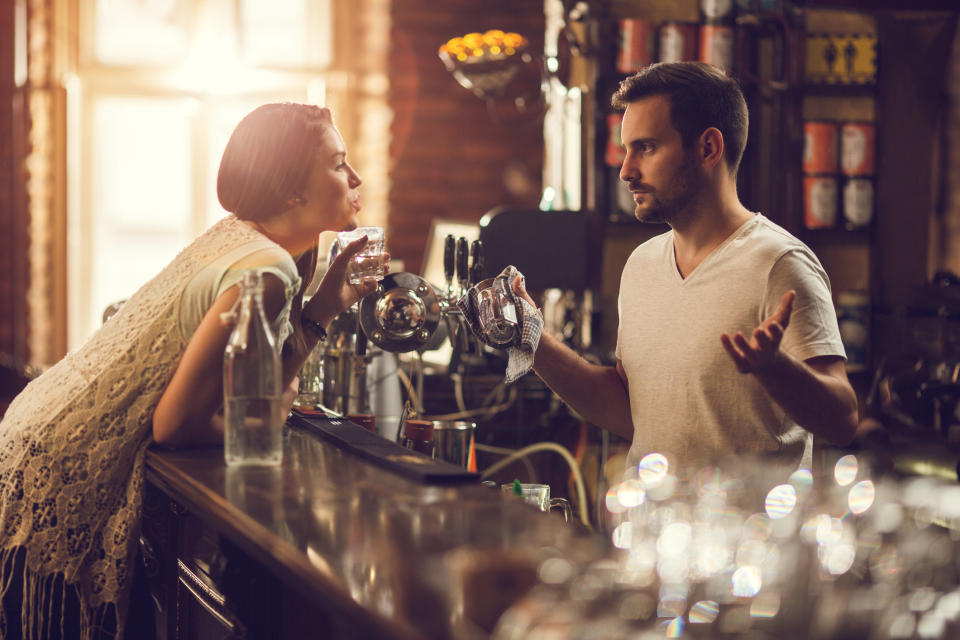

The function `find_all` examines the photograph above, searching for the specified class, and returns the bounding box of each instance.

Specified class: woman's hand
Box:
[303,236,389,326]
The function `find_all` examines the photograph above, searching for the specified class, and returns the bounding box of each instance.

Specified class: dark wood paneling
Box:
[388,1,545,274]
[875,13,957,307]
[806,0,960,11]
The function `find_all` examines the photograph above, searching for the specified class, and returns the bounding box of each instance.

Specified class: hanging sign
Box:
[804,33,877,85]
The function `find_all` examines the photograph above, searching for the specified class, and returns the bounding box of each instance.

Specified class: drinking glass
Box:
[472,277,518,346]
[336,226,386,285]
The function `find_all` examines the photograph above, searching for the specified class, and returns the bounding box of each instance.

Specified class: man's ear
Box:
[699,127,725,170]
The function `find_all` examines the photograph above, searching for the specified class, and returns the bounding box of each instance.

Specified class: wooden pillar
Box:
[0,0,31,363]
[24,0,68,366]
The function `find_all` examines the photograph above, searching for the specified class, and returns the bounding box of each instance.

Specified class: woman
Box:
[0,103,378,638]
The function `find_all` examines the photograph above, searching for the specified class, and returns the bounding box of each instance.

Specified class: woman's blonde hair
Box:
[217,102,333,221]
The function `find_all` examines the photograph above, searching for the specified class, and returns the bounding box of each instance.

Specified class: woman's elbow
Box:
[153,408,223,448]
[151,405,189,448]
[152,420,179,448]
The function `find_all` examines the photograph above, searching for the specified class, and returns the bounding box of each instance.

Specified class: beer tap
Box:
[443,234,457,303]
[456,237,470,299]
[469,240,484,287]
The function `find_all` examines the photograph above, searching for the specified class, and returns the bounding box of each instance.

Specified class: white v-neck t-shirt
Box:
[615,213,845,474]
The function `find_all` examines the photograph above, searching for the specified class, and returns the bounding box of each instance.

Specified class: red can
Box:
[803,121,839,174]
[803,175,838,229]
[617,19,655,73]
[842,177,874,228]
[605,114,625,167]
[659,22,698,63]
[699,24,734,74]
[347,414,377,433]
[841,121,876,176]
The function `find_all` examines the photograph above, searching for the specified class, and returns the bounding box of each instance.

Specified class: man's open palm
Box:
[721,290,795,373]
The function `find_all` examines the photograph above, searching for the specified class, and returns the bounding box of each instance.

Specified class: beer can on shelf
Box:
[617,19,655,73]
[803,175,838,229]
[803,120,839,174]
[605,114,625,167]
[841,121,876,176]
[659,22,698,63]
[837,291,870,372]
[699,24,735,74]
[700,0,735,21]
[842,177,874,229]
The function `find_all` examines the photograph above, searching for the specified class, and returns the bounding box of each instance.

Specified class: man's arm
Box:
[756,353,857,444]
[721,290,858,445]
[531,331,635,440]
[513,277,635,440]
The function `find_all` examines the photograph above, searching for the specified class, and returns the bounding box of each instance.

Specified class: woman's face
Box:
[298,124,362,234]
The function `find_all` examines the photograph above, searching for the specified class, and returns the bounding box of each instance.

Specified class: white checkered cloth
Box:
[502,266,543,383]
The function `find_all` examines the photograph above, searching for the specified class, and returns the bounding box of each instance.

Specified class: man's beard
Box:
[632,155,700,225]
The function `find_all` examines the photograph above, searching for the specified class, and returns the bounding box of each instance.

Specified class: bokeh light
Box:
[606,485,627,514]
[689,600,719,623]
[732,565,763,597]
[618,478,646,508]
[612,522,633,550]
[638,453,669,487]
[848,480,876,515]
[834,454,859,486]
[765,484,798,519]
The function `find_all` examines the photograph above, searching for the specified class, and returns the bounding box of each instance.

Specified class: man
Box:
[514,62,857,474]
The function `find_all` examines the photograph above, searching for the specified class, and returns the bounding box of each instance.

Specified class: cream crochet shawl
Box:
[0,216,289,638]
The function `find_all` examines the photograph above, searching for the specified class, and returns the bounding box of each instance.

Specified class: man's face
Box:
[618,95,701,226]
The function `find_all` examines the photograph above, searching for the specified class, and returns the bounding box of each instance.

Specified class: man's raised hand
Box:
[721,290,795,374]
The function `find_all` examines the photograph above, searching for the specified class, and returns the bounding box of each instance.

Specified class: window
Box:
[68,0,338,346]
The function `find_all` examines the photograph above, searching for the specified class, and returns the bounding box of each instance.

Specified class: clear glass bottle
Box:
[223,270,283,466]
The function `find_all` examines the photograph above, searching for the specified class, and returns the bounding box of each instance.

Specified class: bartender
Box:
[513,61,858,474]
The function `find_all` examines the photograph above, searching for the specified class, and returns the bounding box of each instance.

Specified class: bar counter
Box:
[142,418,590,639]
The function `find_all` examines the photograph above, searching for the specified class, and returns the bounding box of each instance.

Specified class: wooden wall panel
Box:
[387,1,545,275]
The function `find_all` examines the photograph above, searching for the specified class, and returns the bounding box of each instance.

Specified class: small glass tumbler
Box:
[336,226,386,285]
[294,341,324,408]
[472,277,518,346]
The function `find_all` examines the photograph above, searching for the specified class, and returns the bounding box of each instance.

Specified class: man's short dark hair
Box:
[612,62,749,173]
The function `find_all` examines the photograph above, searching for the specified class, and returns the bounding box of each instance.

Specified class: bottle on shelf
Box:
[223,270,284,467]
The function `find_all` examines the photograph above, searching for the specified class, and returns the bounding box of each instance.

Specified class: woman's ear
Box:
[287,194,307,208]
[699,127,725,170]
